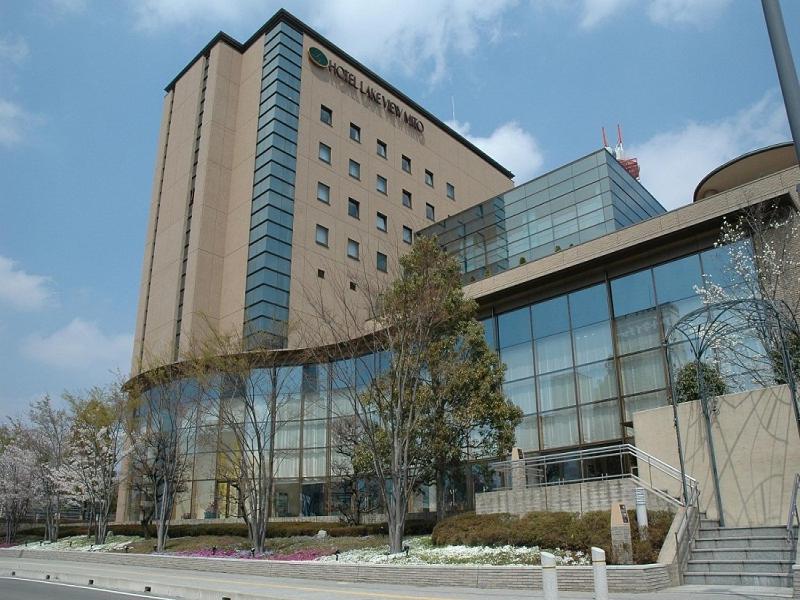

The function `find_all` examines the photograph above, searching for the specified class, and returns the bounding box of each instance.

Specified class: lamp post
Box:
[762,0,800,166]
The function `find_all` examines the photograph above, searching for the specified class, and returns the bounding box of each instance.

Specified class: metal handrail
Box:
[787,472,800,551]
[489,443,698,507]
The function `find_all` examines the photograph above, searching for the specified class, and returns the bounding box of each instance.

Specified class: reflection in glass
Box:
[503,377,536,414]
[573,321,613,364]
[569,284,609,328]
[611,269,655,317]
[580,400,621,443]
[514,415,539,451]
[624,390,668,421]
[620,349,666,395]
[532,296,570,338]
[615,309,660,354]
[497,307,531,348]
[501,343,534,381]
[535,332,573,373]
[653,254,702,303]
[538,370,576,411]
[541,408,579,449]
[575,360,617,403]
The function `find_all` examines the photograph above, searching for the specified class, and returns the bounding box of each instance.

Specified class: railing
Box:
[488,443,698,509]
[673,484,701,584]
[787,472,800,553]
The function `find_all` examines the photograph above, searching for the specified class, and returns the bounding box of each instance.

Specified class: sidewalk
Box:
[0,556,793,600]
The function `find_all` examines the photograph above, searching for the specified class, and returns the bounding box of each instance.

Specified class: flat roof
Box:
[164,8,514,179]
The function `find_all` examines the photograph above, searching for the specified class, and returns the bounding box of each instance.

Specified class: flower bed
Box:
[316,536,589,566]
[11,535,140,552]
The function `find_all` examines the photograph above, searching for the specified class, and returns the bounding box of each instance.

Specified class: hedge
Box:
[431,510,673,565]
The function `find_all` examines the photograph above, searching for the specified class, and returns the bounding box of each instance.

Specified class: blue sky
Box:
[0,0,797,418]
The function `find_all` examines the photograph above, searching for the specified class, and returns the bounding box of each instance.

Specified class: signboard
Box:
[308,46,425,134]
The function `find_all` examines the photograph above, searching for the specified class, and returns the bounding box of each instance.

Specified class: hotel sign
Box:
[308,47,425,133]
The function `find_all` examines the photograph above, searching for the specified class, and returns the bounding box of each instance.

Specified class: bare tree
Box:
[125,361,198,552]
[329,415,381,525]
[189,326,307,554]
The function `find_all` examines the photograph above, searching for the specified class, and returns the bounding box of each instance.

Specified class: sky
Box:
[0,0,798,418]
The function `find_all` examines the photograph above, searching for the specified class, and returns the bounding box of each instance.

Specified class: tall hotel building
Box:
[122,9,800,521]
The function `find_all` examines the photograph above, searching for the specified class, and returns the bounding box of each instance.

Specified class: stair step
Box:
[690,547,793,561]
[682,572,792,587]
[696,526,788,538]
[686,559,792,574]
[693,536,788,549]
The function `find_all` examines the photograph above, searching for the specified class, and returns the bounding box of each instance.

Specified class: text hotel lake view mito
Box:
[119,8,799,521]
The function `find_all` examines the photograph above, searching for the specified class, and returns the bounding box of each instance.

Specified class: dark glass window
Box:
[347,198,360,219]
[402,226,413,244]
[347,239,360,260]
[425,169,434,187]
[426,203,435,221]
[480,317,495,350]
[320,105,332,126]
[315,224,328,247]
[402,155,411,173]
[532,295,570,338]
[376,212,387,232]
[568,284,609,328]
[446,182,455,199]
[402,189,412,208]
[317,269,325,279]
[348,159,360,180]
[611,269,655,317]
[349,123,361,142]
[318,142,331,164]
[316,182,330,204]
[377,252,388,272]
[653,254,702,303]
[376,139,387,158]
[497,306,532,348]
[376,175,387,194]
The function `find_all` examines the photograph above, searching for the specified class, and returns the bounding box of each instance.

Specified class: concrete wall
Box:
[0,549,673,593]
[475,477,675,516]
[633,384,800,527]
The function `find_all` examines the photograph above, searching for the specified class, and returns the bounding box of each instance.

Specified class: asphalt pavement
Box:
[0,576,176,599]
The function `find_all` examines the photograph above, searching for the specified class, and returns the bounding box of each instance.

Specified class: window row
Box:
[316,179,435,222]
[314,226,389,272]
[318,104,456,199]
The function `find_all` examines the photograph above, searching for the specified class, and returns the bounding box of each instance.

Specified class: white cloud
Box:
[447,119,543,183]
[0,255,52,311]
[130,0,517,83]
[630,93,789,210]
[0,98,38,147]
[577,0,731,29]
[0,35,29,66]
[22,318,133,373]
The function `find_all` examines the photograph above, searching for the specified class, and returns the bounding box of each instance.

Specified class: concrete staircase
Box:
[684,519,795,587]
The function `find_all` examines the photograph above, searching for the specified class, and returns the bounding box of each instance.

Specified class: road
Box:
[0,576,175,599]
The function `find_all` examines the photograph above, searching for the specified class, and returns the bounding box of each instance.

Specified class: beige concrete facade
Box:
[632,385,800,527]
[131,11,513,373]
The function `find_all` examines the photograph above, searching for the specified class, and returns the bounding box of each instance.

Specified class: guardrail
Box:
[488,443,698,509]
[786,472,799,552]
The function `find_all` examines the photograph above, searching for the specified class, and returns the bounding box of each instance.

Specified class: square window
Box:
[425,169,434,187]
[319,142,331,164]
[320,105,332,126]
[426,203,435,221]
[316,182,330,204]
[315,224,329,247]
[348,198,360,219]
[446,182,455,199]
[402,226,413,244]
[376,175,387,194]
[348,159,360,180]
[317,269,325,279]
[401,155,411,173]
[377,252,388,272]
[376,139,387,158]
[402,189,412,208]
[376,212,387,232]
[349,281,357,291]
[349,123,361,143]
[347,239,360,260]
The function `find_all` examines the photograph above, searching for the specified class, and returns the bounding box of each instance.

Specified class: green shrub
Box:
[431,509,674,565]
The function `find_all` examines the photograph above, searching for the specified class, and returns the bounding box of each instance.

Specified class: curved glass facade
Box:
[124,242,753,522]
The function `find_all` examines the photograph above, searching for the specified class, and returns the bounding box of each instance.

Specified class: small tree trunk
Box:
[435,469,446,522]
